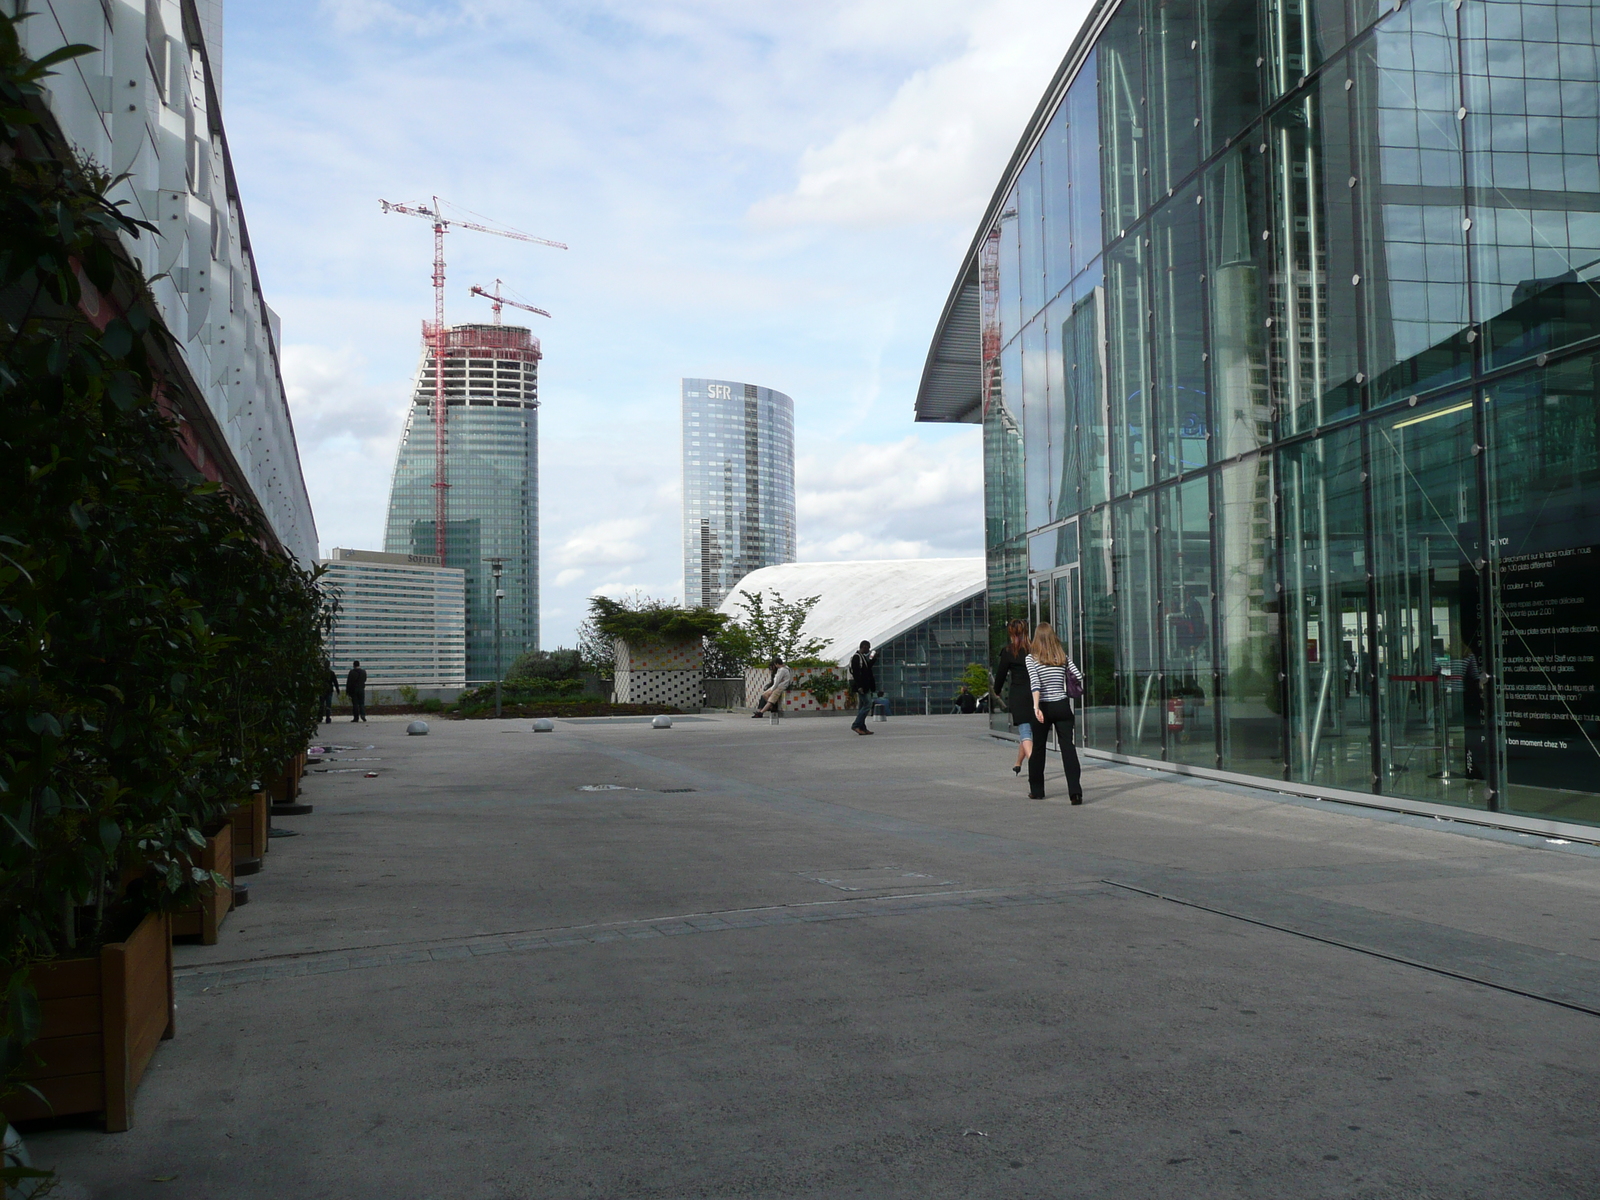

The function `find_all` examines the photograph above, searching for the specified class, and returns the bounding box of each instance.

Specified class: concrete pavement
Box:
[28,712,1600,1198]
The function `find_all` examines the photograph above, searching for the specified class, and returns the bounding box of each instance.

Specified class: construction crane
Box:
[470,280,551,324]
[379,197,566,563]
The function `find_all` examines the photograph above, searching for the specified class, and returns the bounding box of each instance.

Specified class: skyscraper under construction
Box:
[384,323,539,682]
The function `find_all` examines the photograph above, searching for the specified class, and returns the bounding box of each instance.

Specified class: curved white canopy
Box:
[717,558,985,665]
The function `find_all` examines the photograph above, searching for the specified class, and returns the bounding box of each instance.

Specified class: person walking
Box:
[848,641,879,735]
[992,619,1034,775]
[752,658,792,717]
[346,660,368,723]
[320,663,338,724]
[1025,623,1084,803]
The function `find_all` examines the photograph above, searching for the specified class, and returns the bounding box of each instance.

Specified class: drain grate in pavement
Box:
[660,788,696,793]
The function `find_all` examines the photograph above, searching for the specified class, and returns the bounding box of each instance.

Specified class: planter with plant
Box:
[169,823,234,946]
[587,596,726,711]
[0,18,328,1153]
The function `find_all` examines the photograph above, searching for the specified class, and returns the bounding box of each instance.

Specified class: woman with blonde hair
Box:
[1026,622,1085,803]
[991,618,1034,774]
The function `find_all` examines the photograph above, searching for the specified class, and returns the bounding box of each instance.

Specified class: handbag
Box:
[1064,665,1084,700]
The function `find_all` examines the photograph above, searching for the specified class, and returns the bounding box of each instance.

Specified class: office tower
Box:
[916,0,1600,829]
[319,549,466,687]
[384,324,539,682]
[681,379,796,609]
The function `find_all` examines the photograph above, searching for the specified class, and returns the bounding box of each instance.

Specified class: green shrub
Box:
[420,697,444,713]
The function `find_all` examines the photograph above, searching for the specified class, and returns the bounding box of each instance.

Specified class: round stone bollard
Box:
[532,718,555,732]
[651,715,673,729]
[406,720,429,736]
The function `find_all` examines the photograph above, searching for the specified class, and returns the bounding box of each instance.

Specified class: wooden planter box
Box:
[3,911,175,1132]
[170,823,234,945]
[231,791,268,862]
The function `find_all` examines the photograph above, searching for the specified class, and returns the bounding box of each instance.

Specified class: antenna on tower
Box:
[380,198,566,563]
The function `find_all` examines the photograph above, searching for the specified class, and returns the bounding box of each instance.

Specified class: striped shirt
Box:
[1025,654,1083,703]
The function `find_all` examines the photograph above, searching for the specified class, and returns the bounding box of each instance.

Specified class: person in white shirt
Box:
[1025,623,1085,803]
[753,658,793,717]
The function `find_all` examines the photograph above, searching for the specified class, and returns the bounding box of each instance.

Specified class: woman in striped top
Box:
[1025,623,1084,803]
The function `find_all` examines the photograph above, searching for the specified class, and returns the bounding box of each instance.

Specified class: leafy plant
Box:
[397,684,420,706]
[587,595,727,644]
[796,668,847,709]
[960,662,993,698]
[0,12,327,1148]
[507,647,583,682]
[420,697,444,714]
[716,590,827,666]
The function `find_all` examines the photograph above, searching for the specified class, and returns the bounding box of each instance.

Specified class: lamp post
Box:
[485,557,506,717]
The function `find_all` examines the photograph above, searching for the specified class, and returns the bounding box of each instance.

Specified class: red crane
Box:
[380,197,566,563]
[470,280,552,324]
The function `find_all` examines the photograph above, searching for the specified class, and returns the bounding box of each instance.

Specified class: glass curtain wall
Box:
[968,0,1600,823]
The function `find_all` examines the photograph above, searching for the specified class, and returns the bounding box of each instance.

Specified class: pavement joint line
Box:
[1102,878,1600,1020]
[177,886,1106,992]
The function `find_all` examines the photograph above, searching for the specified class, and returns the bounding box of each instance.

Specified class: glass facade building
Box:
[917,0,1600,830]
[682,379,797,608]
[320,550,466,687]
[384,324,539,683]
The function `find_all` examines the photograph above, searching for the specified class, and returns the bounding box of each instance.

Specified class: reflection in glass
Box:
[997,193,1021,351]
[1207,142,1272,459]
[1114,494,1162,757]
[1216,455,1284,775]
[1107,236,1150,495]
[1271,76,1361,434]
[1264,0,1348,102]
[1199,0,1262,156]
[1066,55,1103,276]
[1099,5,1147,240]
[1079,507,1117,750]
[1282,426,1373,790]
[1146,0,1201,197]
[1370,395,1486,807]
[1019,156,1047,323]
[1352,1,1472,405]
[1161,478,1216,766]
[1021,320,1050,529]
[1153,186,1210,476]
[984,351,1027,734]
[1486,355,1600,823]
[1062,272,1110,513]
[1465,1,1600,369]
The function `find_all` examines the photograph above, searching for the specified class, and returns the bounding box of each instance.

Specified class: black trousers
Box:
[320,692,333,722]
[350,691,366,721]
[1028,699,1081,796]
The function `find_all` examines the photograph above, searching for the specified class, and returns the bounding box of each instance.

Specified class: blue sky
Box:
[223,0,1092,647]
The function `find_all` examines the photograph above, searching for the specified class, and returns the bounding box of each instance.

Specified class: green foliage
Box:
[0,11,327,1140]
[397,684,420,706]
[960,662,993,698]
[453,679,586,716]
[420,697,444,714]
[795,668,847,709]
[717,590,826,666]
[507,646,582,682]
[588,595,727,644]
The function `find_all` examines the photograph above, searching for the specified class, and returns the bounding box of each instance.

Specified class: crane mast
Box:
[380,198,566,563]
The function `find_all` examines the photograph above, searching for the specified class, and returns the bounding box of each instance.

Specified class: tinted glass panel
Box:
[1107,235,1151,495]
[1019,156,1047,322]
[1100,5,1148,238]
[1079,507,1118,749]
[1067,55,1104,274]
[1152,186,1211,476]
[1216,454,1285,775]
[1200,0,1263,155]
[1114,493,1162,756]
[1147,0,1202,196]
[1207,140,1274,459]
[1161,477,1217,766]
[1021,319,1051,529]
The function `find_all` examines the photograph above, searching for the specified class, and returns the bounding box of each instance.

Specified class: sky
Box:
[223,0,1095,648]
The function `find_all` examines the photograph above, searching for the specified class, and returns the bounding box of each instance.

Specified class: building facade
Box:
[319,549,466,687]
[20,0,317,565]
[917,0,1600,833]
[682,379,797,608]
[384,324,539,682]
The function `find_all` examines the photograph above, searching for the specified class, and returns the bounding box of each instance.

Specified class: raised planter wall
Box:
[743,665,850,713]
[612,637,702,710]
[4,910,175,1132]
[171,823,234,945]
[231,791,269,862]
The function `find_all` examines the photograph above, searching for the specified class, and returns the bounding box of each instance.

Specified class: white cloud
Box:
[552,518,654,568]
[751,0,1094,228]
[554,567,586,587]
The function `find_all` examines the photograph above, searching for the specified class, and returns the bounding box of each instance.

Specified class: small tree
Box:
[961,662,993,698]
[508,647,583,682]
[719,590,827,666]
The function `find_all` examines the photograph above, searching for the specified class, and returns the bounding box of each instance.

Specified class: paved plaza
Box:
[30,713,1600,1198]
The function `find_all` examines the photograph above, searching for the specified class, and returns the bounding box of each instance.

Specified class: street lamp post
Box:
[485,557,506,718]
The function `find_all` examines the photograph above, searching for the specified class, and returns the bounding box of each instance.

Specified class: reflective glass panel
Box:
[1281,425,1374,790]
[1062,268,1110,514]
[1107,235,1151,495]
[1021,319,1050,529]
[1019,155,1047,322]
[1370,394,1486,807]
[1486,355,1600,824]
[1351,0,1472,406]
[1207,140,1273,459]
[1079,507,1117,749]
[1199,0,1263,156]
[1146,0,1202,196]
[1152,185,1210,476]
[1160,478,1217,766]
[1066,55,1104,275]
[1100,5,1148,238]
[1114,493,1162,756]
[1216,454,1285,776]
[985,371,1028,733]
[1465,1,1600,370]
[1045,294,1069,521]
[1264,0,1349,101]
[1270,75,1361,435]
[1042,102,1073,305]
[998,194,1022,349]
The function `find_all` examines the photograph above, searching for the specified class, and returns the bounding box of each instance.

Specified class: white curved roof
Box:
[717,559,985,664]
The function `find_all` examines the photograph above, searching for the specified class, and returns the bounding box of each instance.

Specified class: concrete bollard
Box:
[407,720,429,735]
[533,718,555,732]
[651,715,673,729]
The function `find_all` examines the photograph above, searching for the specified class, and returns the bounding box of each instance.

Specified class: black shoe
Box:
[1028,791,1045,800]
[1069,793,1084,805]
[751,712,764,718]
[861,727,874,735]
[1012,764,1022,775]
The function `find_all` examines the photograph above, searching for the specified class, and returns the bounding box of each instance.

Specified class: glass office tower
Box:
[384,324,539,682]
[917,0,1600,830]
[682,379,797,608]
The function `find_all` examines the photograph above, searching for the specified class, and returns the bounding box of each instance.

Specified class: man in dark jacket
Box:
[849,641,879,736]
[320,664,338,724]
[346,660,368,723]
